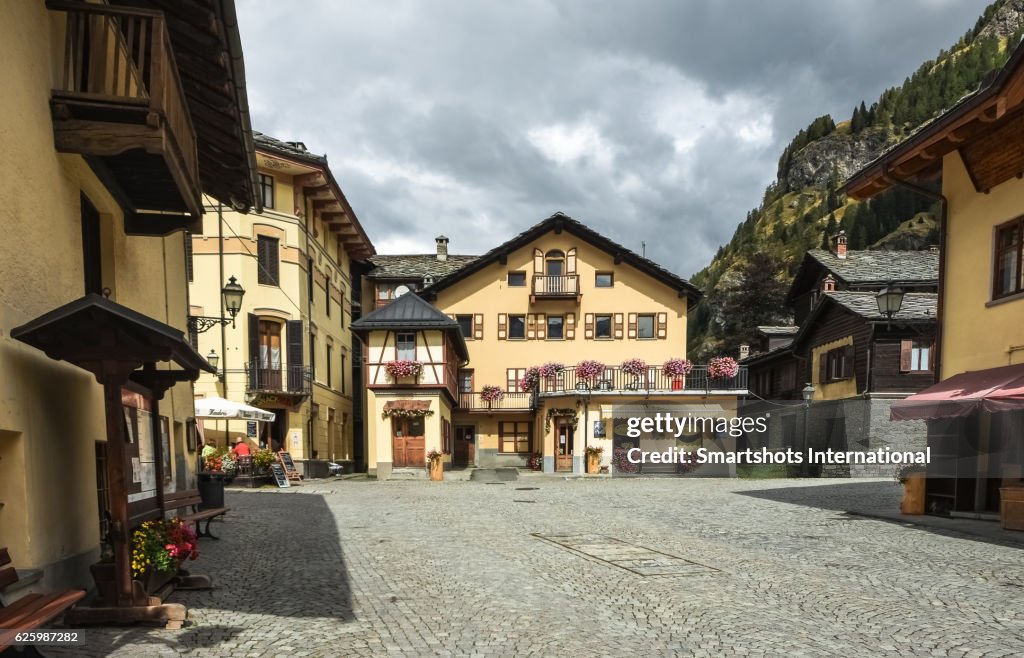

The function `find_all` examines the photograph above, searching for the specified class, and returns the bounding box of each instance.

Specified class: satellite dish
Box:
[395,284,411,297]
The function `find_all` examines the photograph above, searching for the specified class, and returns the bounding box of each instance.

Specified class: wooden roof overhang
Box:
[846,43,1024,200]
[109,0,260,215]
[10,294,214,610]
[256,148,376,260]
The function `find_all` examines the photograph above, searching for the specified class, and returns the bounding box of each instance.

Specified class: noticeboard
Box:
[270,463,290,488]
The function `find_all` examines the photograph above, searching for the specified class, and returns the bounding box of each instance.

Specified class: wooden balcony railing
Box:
[458,391,536,412]
[532,274,580,299]
[48,1,201,228]
[537,365,748,395]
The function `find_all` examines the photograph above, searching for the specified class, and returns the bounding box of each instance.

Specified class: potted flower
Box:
[199,451,227,509]
[895,464,926,515]
[538,362,565,391]
[480,385,505,409]
[621,358,647,390]
[426,449,444,481]
[708,356,739,385]
[519,366,540,392]
[130,518,199,594]
[585,445,604,474]
[663,357,693,390]
[575,360,605,388]
[527,452,543,471]
[384,359,423,382]
[252,448,276,475]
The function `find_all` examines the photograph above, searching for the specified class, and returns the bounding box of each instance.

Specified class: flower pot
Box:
[428,459,444,481]
[1000,486,1024,531]
[586,454,601,474]
[197,472,225,509]
[900,474,926,515]
[671,378,684,391]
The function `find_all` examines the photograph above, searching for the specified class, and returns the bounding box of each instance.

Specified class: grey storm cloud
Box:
[237,0,989,275]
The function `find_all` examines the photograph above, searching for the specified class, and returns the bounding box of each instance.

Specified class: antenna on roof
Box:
[641,241,646,258]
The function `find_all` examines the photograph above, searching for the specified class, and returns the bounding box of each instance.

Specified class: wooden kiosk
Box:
[12,295,217,628]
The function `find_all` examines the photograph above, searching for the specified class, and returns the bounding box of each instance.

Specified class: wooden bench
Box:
[163,489,229,540]
[0,547,85,651]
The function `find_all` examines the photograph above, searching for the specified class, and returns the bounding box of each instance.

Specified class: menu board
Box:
[270,463,290,488]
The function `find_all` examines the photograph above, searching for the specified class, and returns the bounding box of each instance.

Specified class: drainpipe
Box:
[218,202,227,446]
[879,167,947,384]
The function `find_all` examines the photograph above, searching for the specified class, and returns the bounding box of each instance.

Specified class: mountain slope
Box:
[687,0,1024,360]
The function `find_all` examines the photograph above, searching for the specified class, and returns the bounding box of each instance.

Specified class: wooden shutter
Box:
[533,248,543,274]
[566,312,576,340]
[843,344,855,379]
[527,314,536,339]
[584,313,594,339]
[614,313,624,339]
[657,312,668,339]
[536,313,546,339]
[248,313,259,369]
[498,313,507,340]
[818,349,828,383]
[474,314,484,340]
[566,247,577,274]
[286,319,304,391]
[627,313,638,339]
[899,340,912,373]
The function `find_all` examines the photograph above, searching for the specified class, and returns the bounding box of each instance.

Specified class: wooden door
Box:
[453,425,475,468]
[555,418,574,472]
[392,416,426,468]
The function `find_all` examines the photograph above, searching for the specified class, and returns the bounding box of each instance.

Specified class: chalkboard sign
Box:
[246,421,257,438]
[277,451,302,482]
[270,463,290,488]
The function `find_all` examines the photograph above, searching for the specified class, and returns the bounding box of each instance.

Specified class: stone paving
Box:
[49,477,1024,657]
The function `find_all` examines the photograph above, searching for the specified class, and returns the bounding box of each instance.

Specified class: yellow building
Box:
[0,0,258,590]
[190,133,375,476]
[354,213,748,477]
[846,41,1024,517]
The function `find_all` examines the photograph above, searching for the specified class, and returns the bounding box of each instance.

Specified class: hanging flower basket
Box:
[662,358,693,378]
[519,366,541,392]
[708,356,739,380]
[621,358,647,378]
[480,385,505,404]
[575,360,605,385]
[384,360,423,381]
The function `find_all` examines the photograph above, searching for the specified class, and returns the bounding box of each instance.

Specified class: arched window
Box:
[545,250,565,276]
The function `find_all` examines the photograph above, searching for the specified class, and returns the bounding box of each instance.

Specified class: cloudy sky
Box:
[237,0,990,276]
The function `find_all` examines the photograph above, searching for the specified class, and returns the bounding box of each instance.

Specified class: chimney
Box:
[821,273,836,293]
[928,245,939,254]
[435,235,449,261]
[739,344,750,360]
[835,231,848,259]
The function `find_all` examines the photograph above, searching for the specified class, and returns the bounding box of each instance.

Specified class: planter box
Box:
[428,459,443,481]
[586,454,601,475]
[1000,486,1024,531]
[900,475,926,515]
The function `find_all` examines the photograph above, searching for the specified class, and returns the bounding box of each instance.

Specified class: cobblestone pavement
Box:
[50,478,1024,657]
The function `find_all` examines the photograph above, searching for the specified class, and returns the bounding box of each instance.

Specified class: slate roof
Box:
[739,343,793,366]
[807,249,938,283]
[826,291,938,321]
[351,293,469,361]
[420,212,702,303]
[253,131,327,166]
[756,325,798,336]
[365,255,480,280]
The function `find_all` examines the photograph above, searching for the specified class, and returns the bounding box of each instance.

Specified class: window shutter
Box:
[566,312,576,340]
[843,345,855,379]
[248,313,259,370]
[527,314,536,339]
[286,319,304,391]
[614,313,624,339]
[900,340,912,373]
[584,313,594,339]
[536,313,546,339]
[627,313,638,339]
[657,312,668,339]
[818,350,828,383]
[498,313,507,340]
[566,247,577,274]
[474,313,484,340]
[533,248,543,274]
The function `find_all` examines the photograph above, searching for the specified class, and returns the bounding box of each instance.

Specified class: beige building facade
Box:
[190,134,374,476]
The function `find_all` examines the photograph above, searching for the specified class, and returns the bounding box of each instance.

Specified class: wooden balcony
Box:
[531,274,581,303]
[458,391,535,413]
[48,1,201,234]
[537,365,749,395]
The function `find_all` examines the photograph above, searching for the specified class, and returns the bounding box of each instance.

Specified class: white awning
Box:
[194,395,276,422]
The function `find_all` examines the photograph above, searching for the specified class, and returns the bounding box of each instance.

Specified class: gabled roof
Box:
[350,293,469,359]
[756,325,798,337]
[366,255,480,280]
[739,344,794,367]
[419,212,703,303]
[787,249,938,302]
[789,291,937,353]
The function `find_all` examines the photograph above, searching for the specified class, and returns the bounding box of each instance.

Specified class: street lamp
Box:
[876,284,905,328]
[800,382,815,477]
[206,349,219,370]
[188,276,246,333]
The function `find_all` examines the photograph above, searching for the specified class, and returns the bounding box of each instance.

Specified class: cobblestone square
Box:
[53,478,1024,657]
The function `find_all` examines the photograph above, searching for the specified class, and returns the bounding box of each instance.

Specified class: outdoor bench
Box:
[163,489,229,540]
[0,547,85,651]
